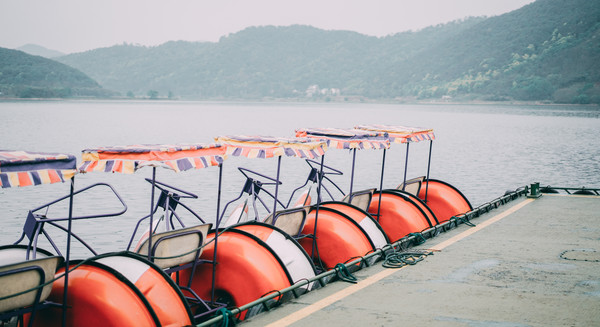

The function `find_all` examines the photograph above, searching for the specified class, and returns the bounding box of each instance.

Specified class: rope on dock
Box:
[382,249,433,269]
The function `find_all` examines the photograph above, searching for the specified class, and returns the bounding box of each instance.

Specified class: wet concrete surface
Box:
[242,195,600,327]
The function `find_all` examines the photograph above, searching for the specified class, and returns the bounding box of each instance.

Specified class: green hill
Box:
[386,0,600,103]
[0,48,112,98]
[56,0,600,103]
[16,44,65,58]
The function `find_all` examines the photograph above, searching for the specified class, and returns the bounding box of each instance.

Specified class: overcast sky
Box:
[2,0,535,54]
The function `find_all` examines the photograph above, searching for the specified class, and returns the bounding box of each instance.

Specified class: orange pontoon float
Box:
[299,206,377,269]
[295,127,438,243]
[34,252,193,327]
[0,150,132,326]
[0,150,78,327]
[179,229,293,320]
[0,125,474,326]
[355,124,472,223]
[294,128,393,245]
[162,135,327,320]
[215,134,384,273]
[320,201,389,249]
[80,143,229,322]
[233,221,318,292]
[409,177,472,223]
[367,190,432,242]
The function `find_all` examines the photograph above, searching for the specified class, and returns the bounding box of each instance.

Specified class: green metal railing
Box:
[540,185,600,196]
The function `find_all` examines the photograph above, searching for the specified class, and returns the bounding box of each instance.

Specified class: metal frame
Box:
[140,164,227,315]
[286,159,344,207]
[7,179,77,327]
[219,151,328,266]
[14,183,127,259]
[399,139,434,202]
[219,167,286,223]
[540,185,600,195]
[126,178,206,251]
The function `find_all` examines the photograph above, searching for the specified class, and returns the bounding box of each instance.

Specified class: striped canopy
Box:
[215,135,327,159]
[79,143,226,174]
[295,127,390,150]
[355,124,435,143]
[0,150,77,188]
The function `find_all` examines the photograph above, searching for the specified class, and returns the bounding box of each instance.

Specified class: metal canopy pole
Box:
[62,177,75,327]
[402,142,410,190]
[211,162,223,304]
[215,164,224,227]
[273,156,282,215]
[349,148,357,196]
[424,140,433,202]
[311,155,325,261]
[147,167,157,261]
[376,149,386,222]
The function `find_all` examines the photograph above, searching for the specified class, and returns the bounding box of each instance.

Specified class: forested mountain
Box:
[17,44,65,58]
[54,0,600,103]
[0,48,113,98]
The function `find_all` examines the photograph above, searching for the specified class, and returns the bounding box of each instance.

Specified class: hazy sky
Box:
[2,0,535,54]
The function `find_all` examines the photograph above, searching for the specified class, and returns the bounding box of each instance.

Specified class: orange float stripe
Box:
[48,170,61,184]
[18,172,32,187]
[86,161,98,171]
[113,160,123,173]
[266,148,275,158]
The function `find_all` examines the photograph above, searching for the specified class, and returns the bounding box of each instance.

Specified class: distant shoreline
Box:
[0,96,597,107]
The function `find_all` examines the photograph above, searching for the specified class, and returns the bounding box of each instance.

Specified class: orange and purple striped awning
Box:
[215,135,327,159]
[295,127,390,150]
[355,124,435,143]
[79,143,226,174]
[0,150,77,188]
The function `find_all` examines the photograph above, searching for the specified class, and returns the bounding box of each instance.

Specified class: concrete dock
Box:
[242,194,600,326]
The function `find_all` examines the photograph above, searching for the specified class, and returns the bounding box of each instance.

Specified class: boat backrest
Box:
[342,188,376,212]
[0,255,63,313]
[397,176,424,196]
[264,207,308,237]
[136,223,212,269]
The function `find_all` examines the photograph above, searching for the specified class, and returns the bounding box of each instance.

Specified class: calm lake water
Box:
[1,100,599,257]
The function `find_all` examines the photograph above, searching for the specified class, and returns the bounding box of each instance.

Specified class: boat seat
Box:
[135,223,212,270]
[397,176,424,196]
[263,207,308,237]
[135,223,225,318]
[0,255,63,323]
[342,188,376,212]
